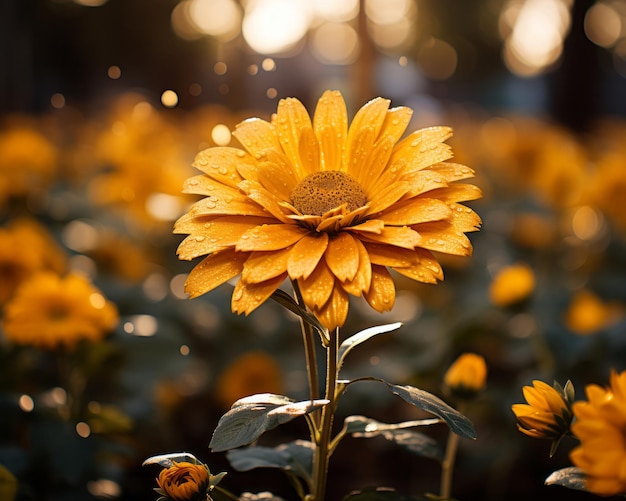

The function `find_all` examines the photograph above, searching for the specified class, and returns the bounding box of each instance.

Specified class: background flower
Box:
[2,271,118,350]
[570,370,626,497]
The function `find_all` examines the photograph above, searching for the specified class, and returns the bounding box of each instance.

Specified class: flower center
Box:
[290,171,367,216]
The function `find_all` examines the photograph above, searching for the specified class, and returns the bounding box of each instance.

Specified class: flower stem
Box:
[440,401,466,500]
[310,327,339,501]
[293,281,320,409]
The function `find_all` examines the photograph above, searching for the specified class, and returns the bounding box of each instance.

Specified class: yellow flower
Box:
[564,289,624,335]
[570,370,626,496]
[2,271,118,350]
[512,380,574,453]
[215,351,283,409]
[489,263,535,307]
[156,461,210,501]
[175,90,481,330]
[443,352,487,399]
[0,218,67,303]
[0,122,58,205]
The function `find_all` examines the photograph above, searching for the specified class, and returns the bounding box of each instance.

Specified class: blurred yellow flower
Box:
[176,90,481,330]
[88,93,194,228]
[156,461,210,501]
[0,218,67,303]
[443,352,487,399]
[564,289,624,335]
[512,380,574,454]
[587,150,626,231]
[570,370,626,496]
[0,123,58,205]
[489,263,535,307]
[215,351,283,409]
[2,271,118,350]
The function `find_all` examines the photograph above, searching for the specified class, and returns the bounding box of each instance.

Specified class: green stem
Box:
[292,281,320,411]
[440,401,466,500]
[310,327,339,501]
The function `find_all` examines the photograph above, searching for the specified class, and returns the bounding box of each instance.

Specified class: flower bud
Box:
[156,461,210,501]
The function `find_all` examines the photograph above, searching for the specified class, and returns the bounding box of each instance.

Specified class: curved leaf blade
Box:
[226,440,314,481]
[142,452,200,467]
[545,467,586,491]
[210,395,328,452]
[385,383,476,439]
[338,323,402,369]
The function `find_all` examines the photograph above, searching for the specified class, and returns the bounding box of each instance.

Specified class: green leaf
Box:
[142,452,200,467]
[226,439,314,481]
[210,394,329,452]
[384,383,476,439]
[344,416,444,461]
[545,467,586,491]
[338,323,402,370]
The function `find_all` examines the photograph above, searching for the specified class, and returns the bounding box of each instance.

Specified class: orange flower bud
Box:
[443,353,487,399]
[156,461,210,501]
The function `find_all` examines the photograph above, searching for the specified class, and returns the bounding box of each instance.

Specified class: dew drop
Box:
[195,236,205,242]
[197,158,209,166]
[218,166,228,175]
[236,150,246,158]
[206,200,217,209]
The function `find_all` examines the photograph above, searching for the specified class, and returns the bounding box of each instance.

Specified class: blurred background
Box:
[1,0,626,500]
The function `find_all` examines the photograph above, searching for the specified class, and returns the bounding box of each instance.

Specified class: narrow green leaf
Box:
[384,383,476,439]
[545,467,586,491]
[338,323,402,370]
[226,439,314,482]
[142,452,200,467]
[210,395,328,452]
[344,416,444,461]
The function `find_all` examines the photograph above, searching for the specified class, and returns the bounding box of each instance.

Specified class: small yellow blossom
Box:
[564,289,624,335]
[570,370,626,497]
[489,263,535,307]
[2,271,118,350]
[443,352,487,399]
[156,461,210,501]
[512,380,574,455]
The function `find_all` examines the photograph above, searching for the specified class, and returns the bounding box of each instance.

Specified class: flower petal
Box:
[366,181,410,215]
[314,90,348,171]
[298,259,335,308]
[340,237,371,296]
[185,249,248,298]
[238,179,293,223]
[314,286,349,330]
[415,221,474,256]
[232,273,287,315]
[287,232,329,280]
[241,248,291,284]
[361,106,414,194]
[273,97,319,178]
[348,219,385,234]
[237,223,308,252]
[175,215,273,260]
[390,126,454,174]
[425,162,476,182]
[364,265,395,312]
[255,151,299,201]
[233,118,283,161]
[324,232,360,282]
[360,226,421,250]
[423,184,483,204]
[363,242,419,268]
[345,97,390,182]
[393,249,443,283]
[188,185,268,218]
[192,147,251,188]
[379,198,451,225]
